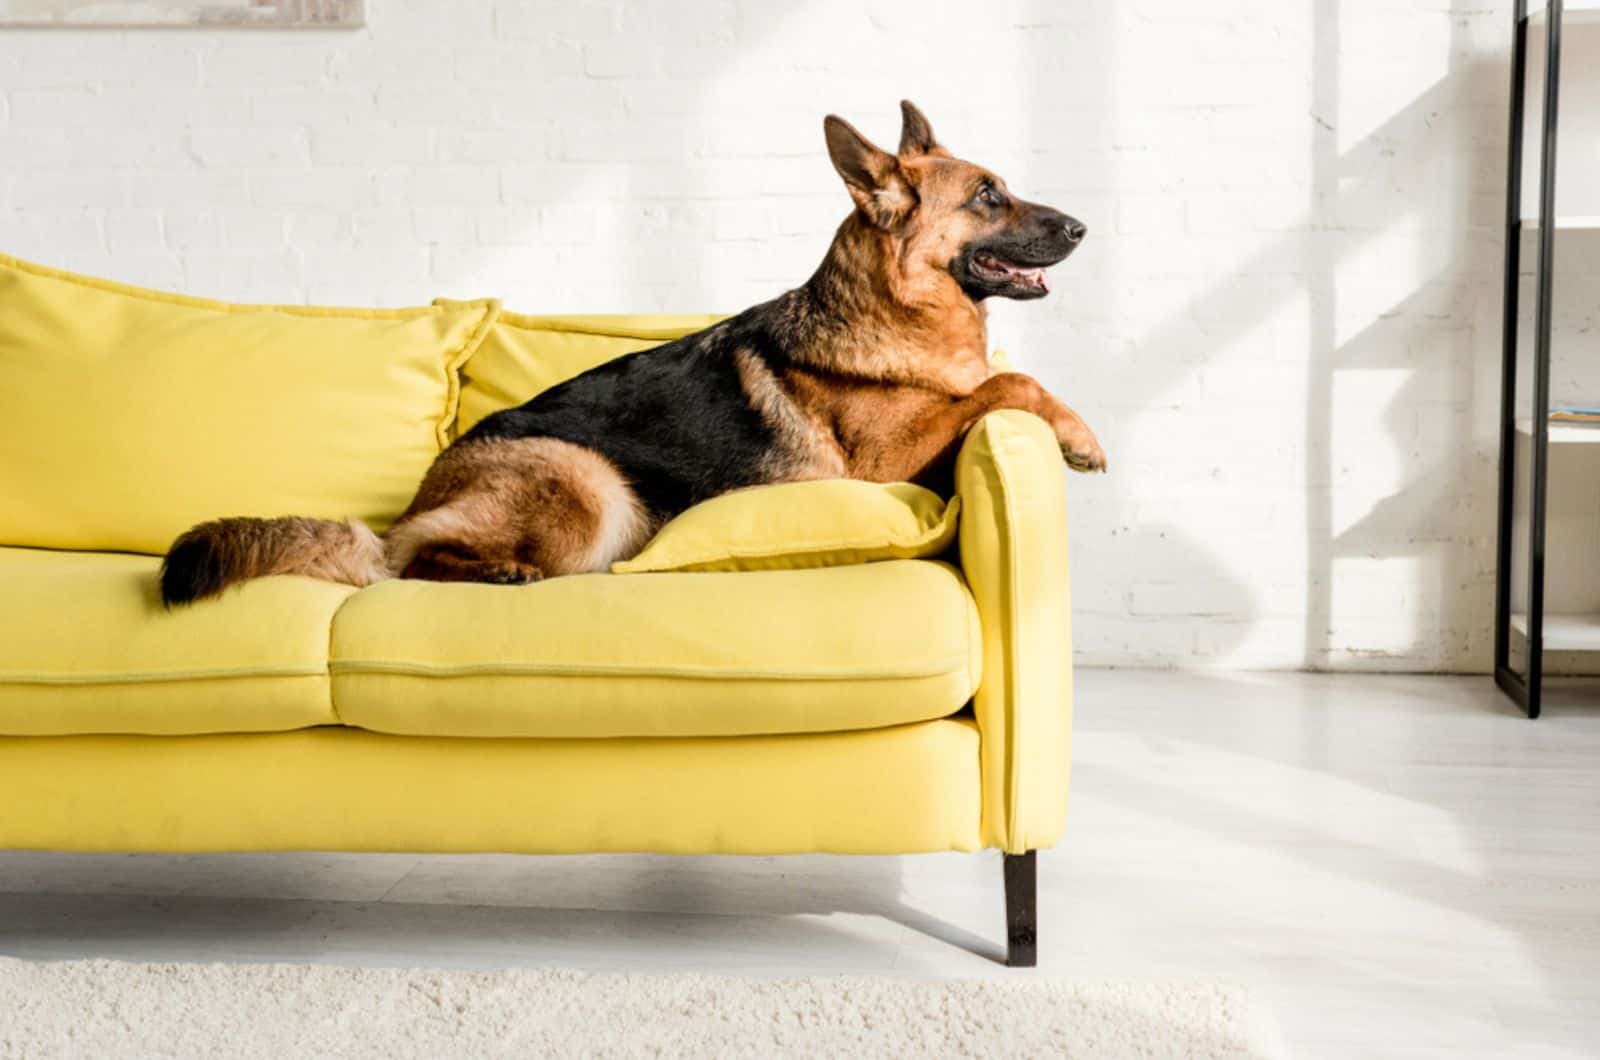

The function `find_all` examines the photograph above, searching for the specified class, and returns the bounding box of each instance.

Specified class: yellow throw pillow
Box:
[612,479,960,574]
[0,253,498,555]
[443,304,724,435]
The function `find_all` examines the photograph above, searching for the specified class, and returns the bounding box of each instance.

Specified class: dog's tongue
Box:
[979,253,1048,291]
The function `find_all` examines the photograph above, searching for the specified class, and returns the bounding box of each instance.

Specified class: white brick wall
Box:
[0,0,1536,671]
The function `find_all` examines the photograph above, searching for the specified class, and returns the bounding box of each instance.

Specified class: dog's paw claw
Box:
[482,564,543,585]
[1063,444,1107,474]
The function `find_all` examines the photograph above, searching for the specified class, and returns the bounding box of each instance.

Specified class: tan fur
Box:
[733,349,847,482]
[385,437,653,584]
[760,104,1106,483]
[164,516,389,598]
[778,214,990,396]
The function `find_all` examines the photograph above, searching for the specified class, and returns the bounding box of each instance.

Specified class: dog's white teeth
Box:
[975,256,1050,289]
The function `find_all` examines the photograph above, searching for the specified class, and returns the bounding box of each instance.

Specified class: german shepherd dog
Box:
[160,102,1105,605]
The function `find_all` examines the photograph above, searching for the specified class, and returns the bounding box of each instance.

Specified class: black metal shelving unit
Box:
[1494,0,1589,719]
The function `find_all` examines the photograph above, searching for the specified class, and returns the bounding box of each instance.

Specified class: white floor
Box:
[1,672,1597,1059]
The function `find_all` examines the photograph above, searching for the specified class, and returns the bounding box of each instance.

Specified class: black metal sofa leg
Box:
[1003,850,1037,967]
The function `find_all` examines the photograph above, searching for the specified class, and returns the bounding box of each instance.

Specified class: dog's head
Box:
[823,101,1084,303]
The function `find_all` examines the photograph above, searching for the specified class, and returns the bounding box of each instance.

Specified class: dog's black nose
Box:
[1064,219,1087,243]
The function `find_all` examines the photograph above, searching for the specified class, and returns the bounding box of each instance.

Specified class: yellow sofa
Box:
[0,255,1072,967]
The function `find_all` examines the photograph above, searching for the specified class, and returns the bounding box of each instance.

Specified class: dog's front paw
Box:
[481,562,543,585]
[1058,425,1107,474]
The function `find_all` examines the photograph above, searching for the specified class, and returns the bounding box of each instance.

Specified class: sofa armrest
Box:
[955,410,1073,853]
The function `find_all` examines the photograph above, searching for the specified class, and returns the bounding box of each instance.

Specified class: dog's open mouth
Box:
[969,252,1050,294]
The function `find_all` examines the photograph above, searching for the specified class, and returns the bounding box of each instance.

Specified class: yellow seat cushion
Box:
[614,480,959,574]
[0,253,497,554]
[445,306,723,435]
[0,547,354,736]
[329,560,981,739]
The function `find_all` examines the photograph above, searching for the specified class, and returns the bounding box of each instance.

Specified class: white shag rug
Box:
[0,956,1280,1059]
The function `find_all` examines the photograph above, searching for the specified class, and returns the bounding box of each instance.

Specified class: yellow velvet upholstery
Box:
[956,411,1074,852]
[0,547,353,736]
[0,721,982,854]
[613,479,959,574]
[448,307,723,435]
[0,411,1072,856]
[329,561,981,738]
[0,254,497,554]
[0,259,1074,860]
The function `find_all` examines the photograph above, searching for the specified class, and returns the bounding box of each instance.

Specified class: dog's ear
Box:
[898,100,942,157]
[824,114,916,229]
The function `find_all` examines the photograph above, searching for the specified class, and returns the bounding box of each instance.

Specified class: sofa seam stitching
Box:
[0,665,327,686]
[324,659,973,681]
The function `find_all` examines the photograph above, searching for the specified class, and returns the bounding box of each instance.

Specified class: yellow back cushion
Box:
[447,305,724,435]
[0,254,497,555]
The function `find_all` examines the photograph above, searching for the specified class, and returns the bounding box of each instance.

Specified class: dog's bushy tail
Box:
[159,516,389,607]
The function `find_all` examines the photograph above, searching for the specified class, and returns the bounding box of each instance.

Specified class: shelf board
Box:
[1512,611,1600,651]
[1516,418,1600,442]
[1529,2,1600,26]
[1521,215,1600,229]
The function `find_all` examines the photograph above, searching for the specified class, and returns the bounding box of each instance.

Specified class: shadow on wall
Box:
[1012,0,1257,668]
[1315,2,1505,673]
[1047,0,1506,670]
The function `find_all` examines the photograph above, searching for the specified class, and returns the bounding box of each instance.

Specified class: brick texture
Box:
[0,0,1537,671]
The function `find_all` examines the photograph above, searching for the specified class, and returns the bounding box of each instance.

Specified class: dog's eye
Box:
[974,184,1005,208]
